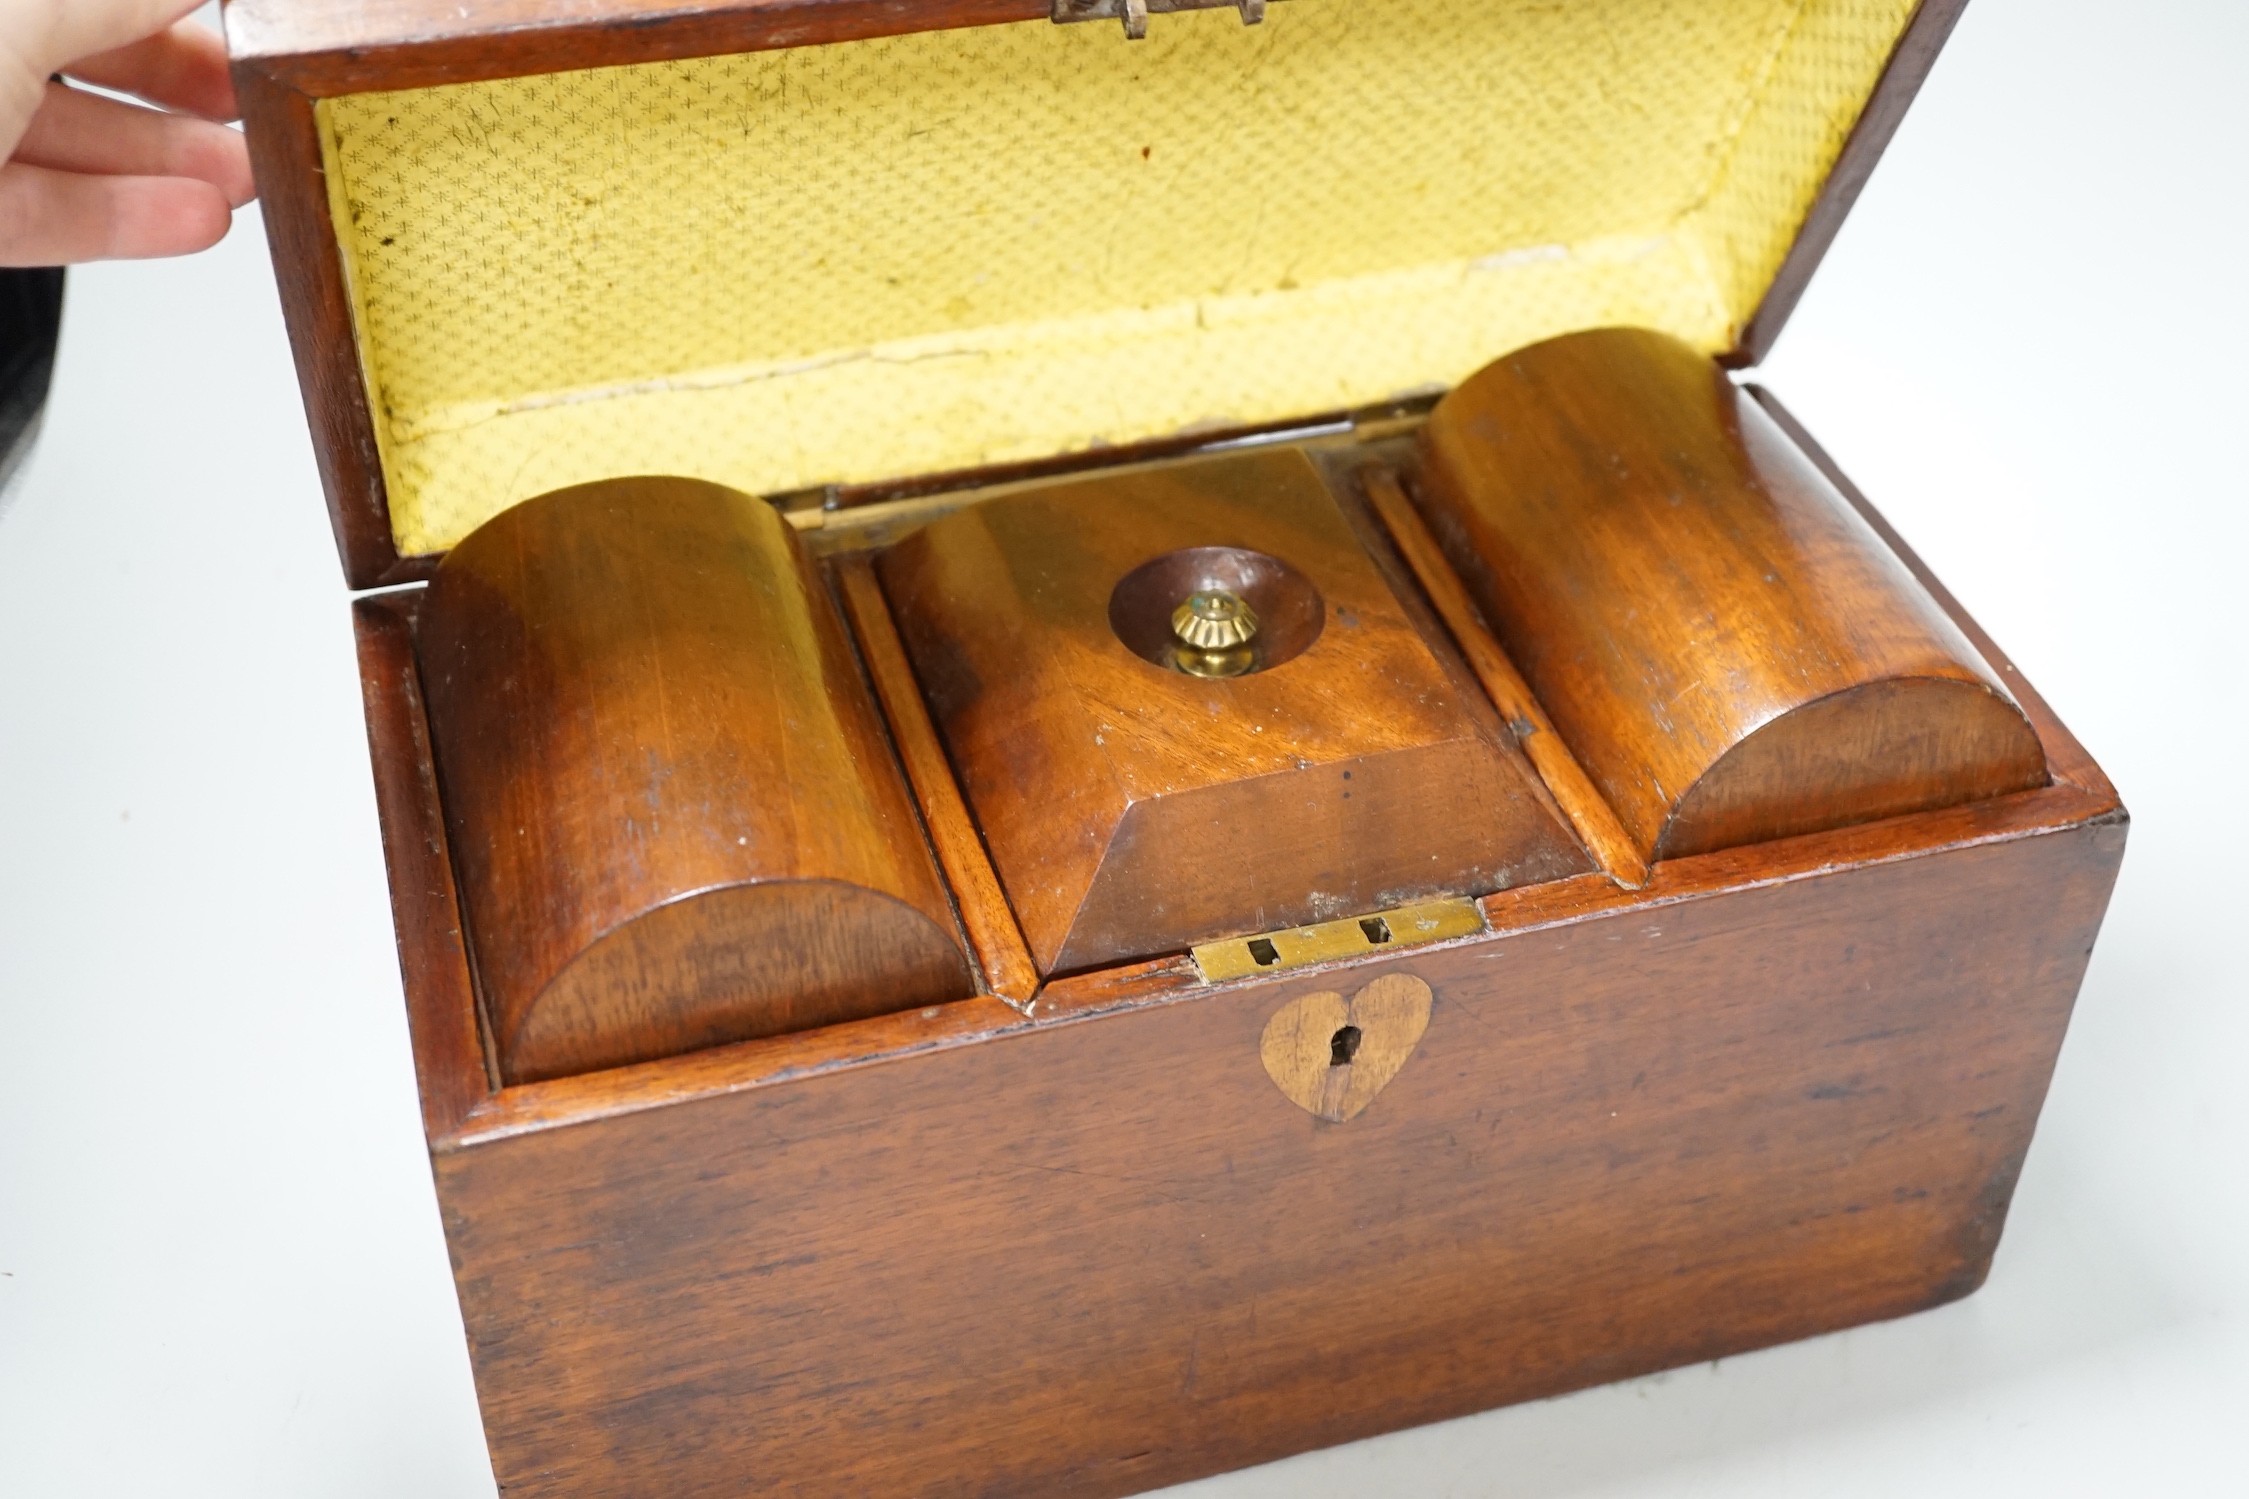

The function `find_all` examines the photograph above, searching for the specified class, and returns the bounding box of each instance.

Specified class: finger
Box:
[15,83,252,205]
[0,0,206,91]
[0,160,233,266]
[66,21,238,123]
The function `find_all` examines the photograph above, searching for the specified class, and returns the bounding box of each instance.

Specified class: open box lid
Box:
[227,0,1965,588]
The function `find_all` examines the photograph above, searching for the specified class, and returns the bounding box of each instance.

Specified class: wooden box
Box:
[230,1,2125,1494]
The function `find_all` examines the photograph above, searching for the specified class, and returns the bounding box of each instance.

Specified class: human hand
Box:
[1,0,253,266]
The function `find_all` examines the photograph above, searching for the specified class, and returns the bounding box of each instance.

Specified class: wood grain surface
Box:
[352,592,495,1126]
[429,811,2122,1499]
[350,429,2125,1493]
[1749,382,2107,804]
[416,476,971,1084]
[1359,463,1650,888]
[1417,327,2048,864]
[833,555,1043,1009]
[876,447,1590,973]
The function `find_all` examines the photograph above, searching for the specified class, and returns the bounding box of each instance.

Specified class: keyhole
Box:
[1330,1025,1362,1067]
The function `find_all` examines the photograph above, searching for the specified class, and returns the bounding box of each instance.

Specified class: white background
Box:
[2,1,2243,1494]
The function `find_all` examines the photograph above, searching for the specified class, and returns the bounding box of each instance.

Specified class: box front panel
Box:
[434,816,2121,1498]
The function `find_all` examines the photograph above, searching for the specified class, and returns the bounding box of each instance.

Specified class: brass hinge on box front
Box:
[1192,897,1485,982]
[1053,0,1284,41]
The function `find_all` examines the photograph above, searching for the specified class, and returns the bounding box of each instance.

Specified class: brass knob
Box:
[1170,589,1259,678]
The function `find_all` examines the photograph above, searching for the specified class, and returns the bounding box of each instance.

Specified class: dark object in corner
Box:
[0,267,65,498]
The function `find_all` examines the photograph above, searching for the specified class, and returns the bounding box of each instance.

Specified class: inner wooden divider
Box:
[376,381,2071,1098]
[802,414,1632,984]
[1350,463,1651,888]
[356,420,2117,1144]
[363,410,1614,1104]
[830,556,1043,1011]
[798,362,2053,998]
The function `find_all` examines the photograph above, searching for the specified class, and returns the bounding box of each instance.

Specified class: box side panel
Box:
[353,593,491,1135]
[435,811,2124,1498]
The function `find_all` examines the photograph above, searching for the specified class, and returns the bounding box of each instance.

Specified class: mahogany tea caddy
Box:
[229,1,2124,1493]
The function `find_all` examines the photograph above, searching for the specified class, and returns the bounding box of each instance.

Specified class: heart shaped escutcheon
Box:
[1259,973,1433,1122]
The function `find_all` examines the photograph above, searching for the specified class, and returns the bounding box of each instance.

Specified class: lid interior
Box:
[311,0,1921,558]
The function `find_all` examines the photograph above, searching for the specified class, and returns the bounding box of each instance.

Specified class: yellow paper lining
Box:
[316,0,1918,556]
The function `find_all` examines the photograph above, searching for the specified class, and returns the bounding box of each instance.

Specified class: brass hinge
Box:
[1192,897,1485,982]
[1053,0,1283,41]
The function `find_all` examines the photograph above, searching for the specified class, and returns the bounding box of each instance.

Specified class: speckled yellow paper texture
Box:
[317,0,1917,556]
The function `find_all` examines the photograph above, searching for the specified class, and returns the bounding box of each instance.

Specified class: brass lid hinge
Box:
[1052,0,1280,41]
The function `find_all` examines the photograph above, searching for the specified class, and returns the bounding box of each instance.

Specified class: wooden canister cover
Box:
[1417,327,2047,863]
[875,448,1590,975]
[417,476,972,1084]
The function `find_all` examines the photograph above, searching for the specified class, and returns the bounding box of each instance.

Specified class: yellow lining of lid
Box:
[316,0,1917,556]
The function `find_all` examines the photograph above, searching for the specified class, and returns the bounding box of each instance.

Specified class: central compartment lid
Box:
[231,0,1950,584]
